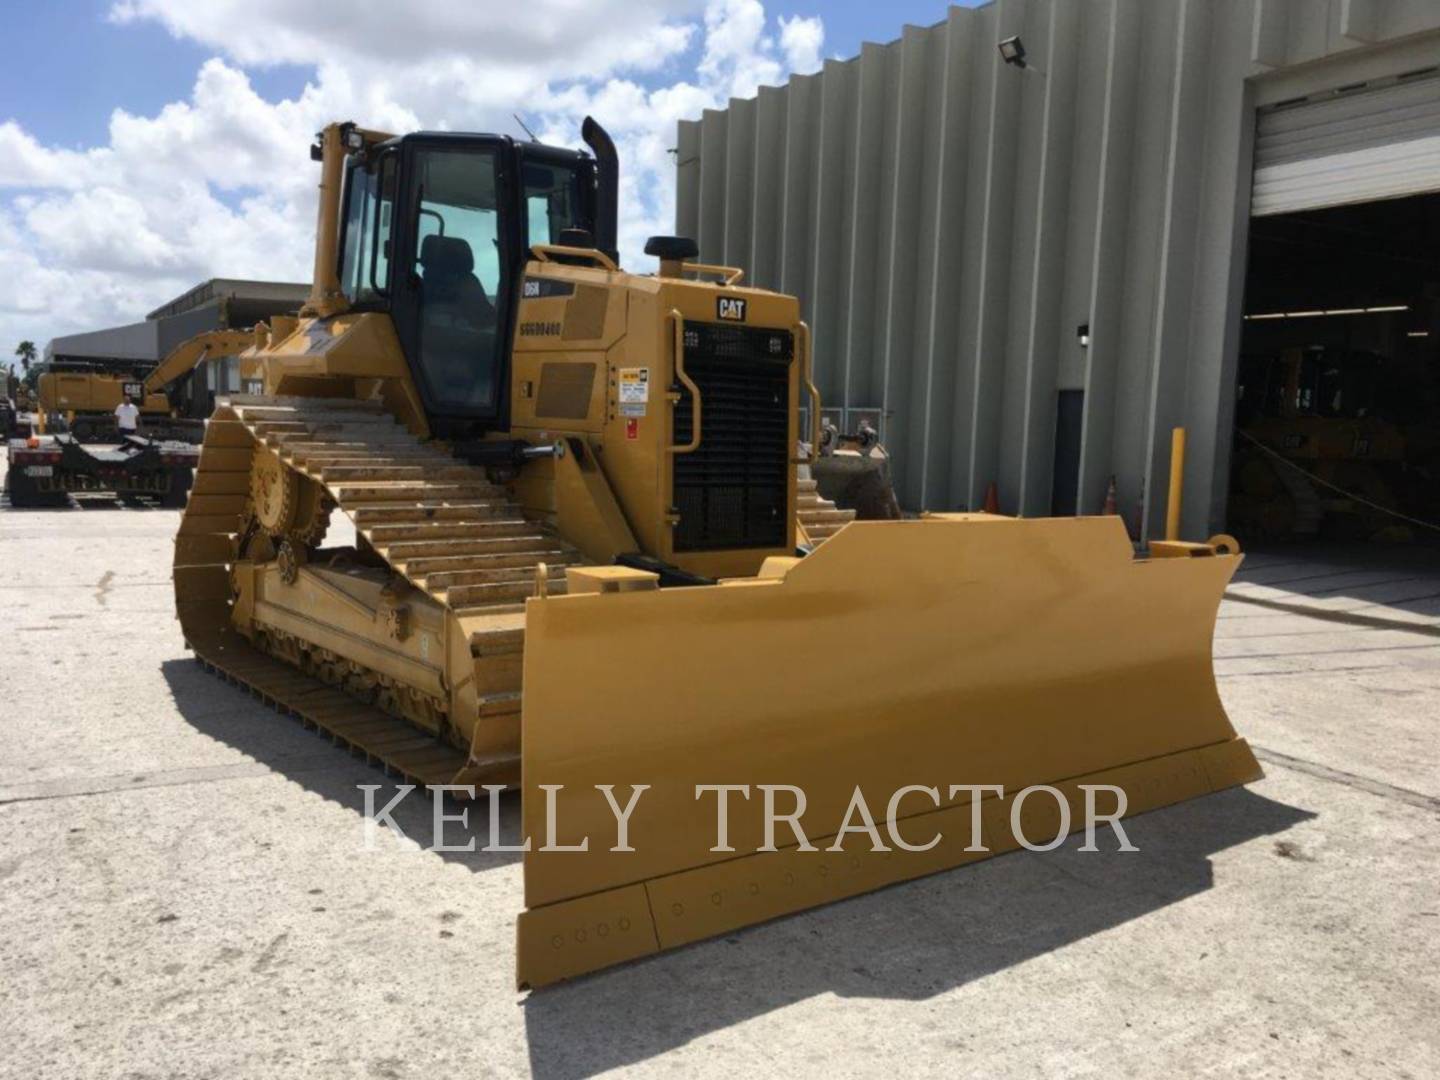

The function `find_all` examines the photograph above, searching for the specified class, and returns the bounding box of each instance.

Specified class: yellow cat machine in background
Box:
[172,119,1260,989]
[37,330,251,443]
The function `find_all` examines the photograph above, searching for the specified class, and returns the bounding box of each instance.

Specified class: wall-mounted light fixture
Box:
[1406,330,1429,338]
[1077,323,1090,348]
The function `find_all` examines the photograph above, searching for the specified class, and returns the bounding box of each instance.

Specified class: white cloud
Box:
[0,0,825,363]
[779,15,825,75]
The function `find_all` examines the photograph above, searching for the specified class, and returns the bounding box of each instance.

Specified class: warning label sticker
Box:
[619,401,646,417]
[618,367,649,404]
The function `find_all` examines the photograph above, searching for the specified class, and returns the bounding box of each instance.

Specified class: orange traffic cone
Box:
[1102,475,1118,516]
[982,482,999,514]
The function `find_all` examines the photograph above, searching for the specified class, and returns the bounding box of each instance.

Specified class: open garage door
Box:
[1253,71,1440,217]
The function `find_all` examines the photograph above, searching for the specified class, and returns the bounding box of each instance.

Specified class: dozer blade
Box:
[515,514,1260,988]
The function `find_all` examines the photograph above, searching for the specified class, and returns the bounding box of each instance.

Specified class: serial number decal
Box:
[519,321,563,337]
[717,296,747,322]
[522,277,576,299]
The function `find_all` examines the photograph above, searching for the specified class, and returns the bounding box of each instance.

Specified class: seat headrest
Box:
[420,234,475,275]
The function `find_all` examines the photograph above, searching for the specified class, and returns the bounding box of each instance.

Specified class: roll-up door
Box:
[1253,70,1440,217]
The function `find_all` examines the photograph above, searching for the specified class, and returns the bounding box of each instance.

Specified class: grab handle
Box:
[529,244,619,272]
[667,309,702,454]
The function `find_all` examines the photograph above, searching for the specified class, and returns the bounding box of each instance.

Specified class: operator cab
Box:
[334,121,618,428]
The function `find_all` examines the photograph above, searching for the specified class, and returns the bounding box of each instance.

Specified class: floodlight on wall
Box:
[1077,323,1090,348]
[999,35,1045,76]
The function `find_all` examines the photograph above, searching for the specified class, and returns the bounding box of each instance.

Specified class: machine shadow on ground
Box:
[520,788,1313,1080]
[0,496,176,511]
[1230,545,1440,625]
[161,660,1312,1080]
[160,657,525,875]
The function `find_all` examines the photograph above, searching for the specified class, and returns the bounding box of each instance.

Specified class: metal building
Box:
[675,0,1440,538]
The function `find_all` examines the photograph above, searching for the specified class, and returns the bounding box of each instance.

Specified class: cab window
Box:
[523,162,583,246]
[339,154,396,303]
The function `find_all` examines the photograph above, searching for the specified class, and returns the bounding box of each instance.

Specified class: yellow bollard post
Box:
[1165,426,1186,541]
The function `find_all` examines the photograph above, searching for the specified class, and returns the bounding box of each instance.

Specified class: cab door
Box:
[389,136,519,423]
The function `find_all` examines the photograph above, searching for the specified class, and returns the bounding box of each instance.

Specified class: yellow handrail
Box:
[681,262,745,286]
[797,321,821,464]
[667,309,702,454]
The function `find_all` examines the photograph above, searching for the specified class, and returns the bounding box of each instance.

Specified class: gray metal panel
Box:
[47,319,160,364]
[156,305,223,357]
[676,0,1440,538]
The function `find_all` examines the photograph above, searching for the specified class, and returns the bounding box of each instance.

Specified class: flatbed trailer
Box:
[4,432,199,508]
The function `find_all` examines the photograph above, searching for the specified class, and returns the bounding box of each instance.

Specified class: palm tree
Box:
[14,340,37,372]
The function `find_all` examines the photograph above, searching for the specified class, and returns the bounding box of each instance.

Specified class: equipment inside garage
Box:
[1231,75,1440,546]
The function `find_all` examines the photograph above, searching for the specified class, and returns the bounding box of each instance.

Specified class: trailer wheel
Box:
[5,467,67,508]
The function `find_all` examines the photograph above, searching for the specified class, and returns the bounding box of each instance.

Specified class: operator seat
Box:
[416,234,497,405]
[418,235,494,323]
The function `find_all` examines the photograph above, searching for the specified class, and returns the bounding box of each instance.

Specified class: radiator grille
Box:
[673,322,793,552]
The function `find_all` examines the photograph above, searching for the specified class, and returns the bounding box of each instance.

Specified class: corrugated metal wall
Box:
[675,0,1440,537]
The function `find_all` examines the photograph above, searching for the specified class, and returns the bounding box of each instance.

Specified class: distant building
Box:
[45,278,309,394]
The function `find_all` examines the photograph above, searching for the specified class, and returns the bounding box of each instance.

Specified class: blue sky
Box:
[2,1,971,147]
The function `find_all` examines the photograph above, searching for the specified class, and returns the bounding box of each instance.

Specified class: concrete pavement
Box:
[1,486,1436,1078]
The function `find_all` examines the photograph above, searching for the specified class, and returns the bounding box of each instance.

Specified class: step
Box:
[802,508,856,524]
[366,519,532,544]
[453,602,527,617]
[349,502,514,525]
[424,565,569,590]
[265,419,403,440]
[796,479,818,492]
[330,482,505,503]
[250,420,314,437]
[233,398,387,415]
[400,550,575,577]
[472,652,523,697]
[443,579,567,608]
[320,464,481,482]
[382,535,559,560]
[468,623,526,656]
[280,442,436,457]
[270,437,424,453]
[806,523,846,539]
[466,624,524,659]
[477,690,523,719]
[296,452,458,471]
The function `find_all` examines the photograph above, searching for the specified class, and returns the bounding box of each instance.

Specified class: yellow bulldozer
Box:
[172,119,1260,989]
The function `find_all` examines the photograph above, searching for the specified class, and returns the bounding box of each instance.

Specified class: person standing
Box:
[115,395,141,438]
